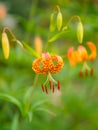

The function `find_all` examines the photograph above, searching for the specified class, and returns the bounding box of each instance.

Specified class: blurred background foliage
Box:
[0,0,98,130]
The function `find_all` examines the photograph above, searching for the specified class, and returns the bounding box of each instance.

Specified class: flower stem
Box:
[63,15,81,27]
[3,27,16,40]
[25,74,39,113]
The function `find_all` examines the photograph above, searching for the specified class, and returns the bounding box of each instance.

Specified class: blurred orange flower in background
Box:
[0,3,7,20]
[67,42,96,67]
[67,42,96,77]
[34,36,43,56]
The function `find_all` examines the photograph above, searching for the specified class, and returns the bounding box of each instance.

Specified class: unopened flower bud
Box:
[57,11,62,31]
[34,36,43,55]
[77,22,83,44]
[1,32,10,59]
[49,13,56,32]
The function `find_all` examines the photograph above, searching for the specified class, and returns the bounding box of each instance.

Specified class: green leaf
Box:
[22,42,39,57]
[27,111,33,122]
[0,93,23,115]
[32,99,49,110]
[48,30,68,43]
[11,114,19,130]
[23,86,33,103]
[35,107,56,116]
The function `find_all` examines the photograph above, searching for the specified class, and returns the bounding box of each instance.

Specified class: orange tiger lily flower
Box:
[67,42,96,77]
[32,52,64,74]
[68,42,96,66]
[32,52,64,93]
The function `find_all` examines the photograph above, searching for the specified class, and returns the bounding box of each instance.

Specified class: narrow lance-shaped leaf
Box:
[22,42,39,57]
[11,114,19,130]
[32,99,49,110]
[27,111,33,122]
[0,93,23,115]
[35,107,56,116]
[48,30,68,43]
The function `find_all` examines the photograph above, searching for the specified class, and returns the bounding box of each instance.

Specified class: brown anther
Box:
[85,69,88,76]
[90,68,94,76]
[57,81,60,90]
[79,71,84,77]
[49,80,52,90]
[52,85,54,93]
[45,87,48,94]
[41,84,45,92]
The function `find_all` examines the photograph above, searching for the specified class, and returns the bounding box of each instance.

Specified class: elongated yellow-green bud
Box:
[49,13,56,32]
[77,22,83,44]
[57,12,62,31]
[2,32,10,59]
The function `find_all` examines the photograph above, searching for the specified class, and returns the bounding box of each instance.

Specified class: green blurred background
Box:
[0,0,98,130]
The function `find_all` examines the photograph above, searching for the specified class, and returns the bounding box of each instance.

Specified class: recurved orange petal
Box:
[78,46,88,62]
[86,42,96,60]
[32,52,64,74]
[67,47,79,67]
[50,55,64,74]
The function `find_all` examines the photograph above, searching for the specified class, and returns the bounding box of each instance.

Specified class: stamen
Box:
[79,71,83,77]
[45,86,48,94]
[57,81,60,90]
[49,80,52,90]
[90,68,94,76]
[41,84,45,92]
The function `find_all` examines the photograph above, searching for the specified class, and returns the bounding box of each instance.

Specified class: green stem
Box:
[3,27,16,40]
[14,40,24,49]
[25,74,39,113]
[44,41,49,51]
[55,5,60,12]
[64,15,81,27]
[29,74,39,99]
